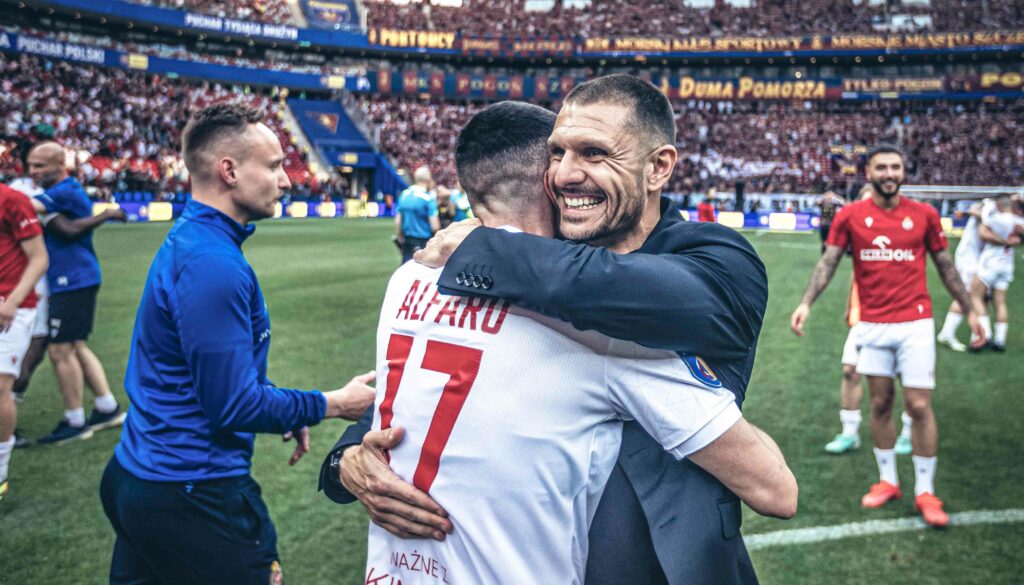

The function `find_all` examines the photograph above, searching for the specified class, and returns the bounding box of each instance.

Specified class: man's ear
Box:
[542,168,558,207]
[645,145,677,193]
[218,157,238,187]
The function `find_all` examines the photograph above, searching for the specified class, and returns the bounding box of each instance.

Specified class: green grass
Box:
[1,220,1021,584]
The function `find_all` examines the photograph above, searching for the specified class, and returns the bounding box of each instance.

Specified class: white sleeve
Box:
[604,342,742,460]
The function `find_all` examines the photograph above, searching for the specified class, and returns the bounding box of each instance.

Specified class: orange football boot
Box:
[861,481,902,508]
[915,493,950,528]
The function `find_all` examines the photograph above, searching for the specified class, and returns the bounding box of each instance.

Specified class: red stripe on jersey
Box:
[414,340,483,493]
[380,333,415,432]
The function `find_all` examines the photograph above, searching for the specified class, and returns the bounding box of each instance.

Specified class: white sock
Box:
[912,455,937,496]
[980,315,992,340]
[64,408,85,427]
[840,409,862,438]
[874,447,898,485]
[994,322,1008,346]
[94,394,118,414]
[939,312,962,339]
[900,411,913,439]
[0,436,14,483]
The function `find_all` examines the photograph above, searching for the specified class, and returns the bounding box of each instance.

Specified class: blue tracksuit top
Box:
[115,200,327,482]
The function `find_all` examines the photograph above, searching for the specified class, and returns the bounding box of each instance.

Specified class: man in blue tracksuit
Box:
[100,104,375,585]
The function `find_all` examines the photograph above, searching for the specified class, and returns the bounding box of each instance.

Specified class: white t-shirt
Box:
[955,199,998,267]
[365,259,741,585]
[978,210,1024,272]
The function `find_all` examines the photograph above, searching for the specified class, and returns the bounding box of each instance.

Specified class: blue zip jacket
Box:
[116,200,327,482]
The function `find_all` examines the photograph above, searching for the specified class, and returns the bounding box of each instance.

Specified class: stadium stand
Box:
[362,0,1024,39]
[354,94,1024,195]
[0,53,314,197]
[134,0,298,25]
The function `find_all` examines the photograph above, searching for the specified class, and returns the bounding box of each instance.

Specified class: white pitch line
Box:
[745,508,1024,551]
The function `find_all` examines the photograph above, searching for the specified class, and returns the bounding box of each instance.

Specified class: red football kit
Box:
[827,196,947,324]
[0,184,43,309]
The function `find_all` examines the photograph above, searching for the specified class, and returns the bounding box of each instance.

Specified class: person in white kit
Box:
[969,196,1024,351]
[364,102,796,585]
[937,198,1000,352]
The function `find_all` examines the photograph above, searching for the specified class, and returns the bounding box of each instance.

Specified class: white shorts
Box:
[855,318,935,390]
[978,258,1013,291]
[841,323,863,367]
[955,257,976,289]
[32,293,49,338]
[0,308,37,378]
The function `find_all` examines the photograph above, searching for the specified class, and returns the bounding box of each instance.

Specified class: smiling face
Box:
[866,152,905,201]
[546,101,662,251]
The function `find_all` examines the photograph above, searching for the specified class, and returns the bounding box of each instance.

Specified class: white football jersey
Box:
[955,199,997,267]
[365,259,741,585]
[978,210,1024,272]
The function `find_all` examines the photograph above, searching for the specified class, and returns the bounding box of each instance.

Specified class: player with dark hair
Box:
[327,75,773,584]
[791,144,984,527]
[99,103,376,585]
[25,142,125,445]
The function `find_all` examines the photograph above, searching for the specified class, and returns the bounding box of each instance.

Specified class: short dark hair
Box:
[865,143,905,166]
[455,101,556,212]
[182,103,263,180]
[564,74,676,147]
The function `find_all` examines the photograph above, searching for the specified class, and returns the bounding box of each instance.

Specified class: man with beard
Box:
[791,144,984,527]
[323,75,771,584]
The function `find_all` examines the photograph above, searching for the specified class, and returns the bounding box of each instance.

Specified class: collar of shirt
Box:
[494,225,523,234]
[182,199,256,246]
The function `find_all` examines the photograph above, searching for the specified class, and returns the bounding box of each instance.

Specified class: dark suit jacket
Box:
[320,197,768,584]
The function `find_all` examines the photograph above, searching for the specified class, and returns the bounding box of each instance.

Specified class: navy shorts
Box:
[48,286,98,343]
[100,456,282,585]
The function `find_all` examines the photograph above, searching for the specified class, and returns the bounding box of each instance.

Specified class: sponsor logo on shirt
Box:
[18,217,39,230]
[257,328,271,343]
[861,235,916,262]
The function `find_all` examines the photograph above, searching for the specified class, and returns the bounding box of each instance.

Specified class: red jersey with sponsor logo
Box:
[827,196,947,323]
[0,184,42,308]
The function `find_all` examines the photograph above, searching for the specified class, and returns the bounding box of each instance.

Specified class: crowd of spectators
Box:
[357,94,1024,197]
[135,0,295,25]
[116,0,1024,38]
[364,0,1024,39]
[0,53,315,199]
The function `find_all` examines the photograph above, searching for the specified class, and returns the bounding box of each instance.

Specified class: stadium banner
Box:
[28,0,1024,59]
[0,32,106,65]
[579,31,1024,57]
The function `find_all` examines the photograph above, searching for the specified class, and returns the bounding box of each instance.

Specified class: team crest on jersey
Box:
[902,217,914,230]
[865,216,874,227]
[681,355,722,388]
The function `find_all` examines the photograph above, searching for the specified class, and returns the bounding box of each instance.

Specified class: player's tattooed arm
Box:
[791,245,843,336]
[798,244,844,307]
[931,249,973,313]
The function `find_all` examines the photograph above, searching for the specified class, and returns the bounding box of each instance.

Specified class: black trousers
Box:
[401,236,430,264]
[100,456,281,585]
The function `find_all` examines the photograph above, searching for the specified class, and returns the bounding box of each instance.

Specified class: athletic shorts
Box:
[0,308,37,377]
[855,318,935,390]
[954,257,977,290]
[841,323,863,367]
[32,293,49,338]
[978,258,1013,291]
[49,286,99,343]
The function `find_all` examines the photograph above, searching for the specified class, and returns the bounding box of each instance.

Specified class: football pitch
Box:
[1,219,1021,585]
